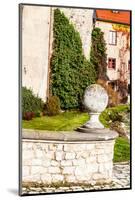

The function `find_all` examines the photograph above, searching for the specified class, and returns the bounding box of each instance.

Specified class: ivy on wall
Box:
[50,9,96,109]
[90,27,108,81]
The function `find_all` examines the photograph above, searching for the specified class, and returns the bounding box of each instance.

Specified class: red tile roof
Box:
[96,10,130,25]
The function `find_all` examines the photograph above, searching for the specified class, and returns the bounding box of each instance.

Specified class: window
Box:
[128,60,130,71]
[108,58,116,69]
[109,31,117,45]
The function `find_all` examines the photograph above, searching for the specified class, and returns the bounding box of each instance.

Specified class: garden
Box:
[22,9,130,164]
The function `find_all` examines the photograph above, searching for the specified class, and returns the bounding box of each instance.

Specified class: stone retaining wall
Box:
[22,129,117,185]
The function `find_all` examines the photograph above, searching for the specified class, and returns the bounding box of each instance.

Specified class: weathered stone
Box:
[32,158,42,166]
[55,152,64,161]
[57,144,63,151]
[52,174,64,182]
[86,156,96,163]
[48,167,61,174]
[72,158,85,166]
[45,151,54,159]
[23,150,34,159]
[35,150,43,158]
[62,166,75,175]
[92,173,105,180]
[31,166,42,175]
[23,166,30,177]
[51,160,59,166]
[42,159,50,167]
[41,174,52,184]
[97,154,110,163]
[65,152,75,160]
[61,160,72,166]
[65,175,76,183]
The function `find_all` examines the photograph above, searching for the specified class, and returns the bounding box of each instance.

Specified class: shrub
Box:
[22,87,44,119]
[100,104,129,127]
[46,96,60,116]
[50,9,96,109]
[23,112,34,121]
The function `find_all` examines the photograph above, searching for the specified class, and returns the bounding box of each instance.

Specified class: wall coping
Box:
[22,129,118,142]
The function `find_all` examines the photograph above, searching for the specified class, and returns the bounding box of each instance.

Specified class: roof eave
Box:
[96,18,130,26]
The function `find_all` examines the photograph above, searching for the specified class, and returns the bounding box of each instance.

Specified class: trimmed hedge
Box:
[50,9,96,109]
[22,87,44,119]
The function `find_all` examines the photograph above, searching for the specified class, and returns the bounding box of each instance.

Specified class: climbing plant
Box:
[112,24,130,102]
[90,27,108,81]
[50,9,96,109]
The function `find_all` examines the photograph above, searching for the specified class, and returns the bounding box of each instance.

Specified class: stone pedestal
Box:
[22,129,118,186]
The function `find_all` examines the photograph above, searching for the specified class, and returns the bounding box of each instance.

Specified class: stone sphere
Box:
[83,84,108,113]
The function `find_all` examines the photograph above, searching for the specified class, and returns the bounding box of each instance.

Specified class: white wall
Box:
[22,5,51,101]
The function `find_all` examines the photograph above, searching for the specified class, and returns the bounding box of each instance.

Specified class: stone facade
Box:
[95,21,130,86]
[21,5,93,101]
[22,138,115,185]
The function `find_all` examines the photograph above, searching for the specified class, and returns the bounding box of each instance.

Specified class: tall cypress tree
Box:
[90,27,108,81]
[50,9,96,109]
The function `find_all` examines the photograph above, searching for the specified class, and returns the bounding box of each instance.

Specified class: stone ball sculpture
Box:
[80,84,109,129]
[83,84,108,113]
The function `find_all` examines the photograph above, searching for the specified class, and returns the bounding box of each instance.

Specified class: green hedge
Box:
[50,9,96,109]
[22,86,44,115]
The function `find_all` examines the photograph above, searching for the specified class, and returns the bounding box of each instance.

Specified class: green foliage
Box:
[51,9,96,109]
[90,27,108,80]
[22,87,44,119]
[46,96,61,116]
[100,104,130,127]
[114,137,130,162]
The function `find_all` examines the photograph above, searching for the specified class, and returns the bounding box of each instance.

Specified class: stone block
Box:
[32,158,42,166]
[31,166,42,175]
[92,173,105,180]
[22,159,32,166]
[85,144,95,150]
[35,150,43,158]
[55,152,64,161]
[42,159,51,167]
[40,174,52,184]
[76,151,89,159]
[64,144,86,152]
[51,160,59,166]
[48,144,56,151]
[57,144,63,151]
[86,156,96,163]
[65,175,76,183]
[97,154,110,163]
[23,175,41,182]
[23,150,34,159]
[45,151,54,160]
[65,152,75,160]
[62,166,75,175]
[23,166,30,177]
[61,160,72,166]
[40,166,48,174]
[52,174,64,182]
[72,158,85,166]
[48,167,61,174]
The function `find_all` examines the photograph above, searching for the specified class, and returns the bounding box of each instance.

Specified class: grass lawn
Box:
[113,137,130,162]
[22,108,130,163]
[22,111,89,131]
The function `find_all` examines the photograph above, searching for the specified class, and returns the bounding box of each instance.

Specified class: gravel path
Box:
[22,162,130,195]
